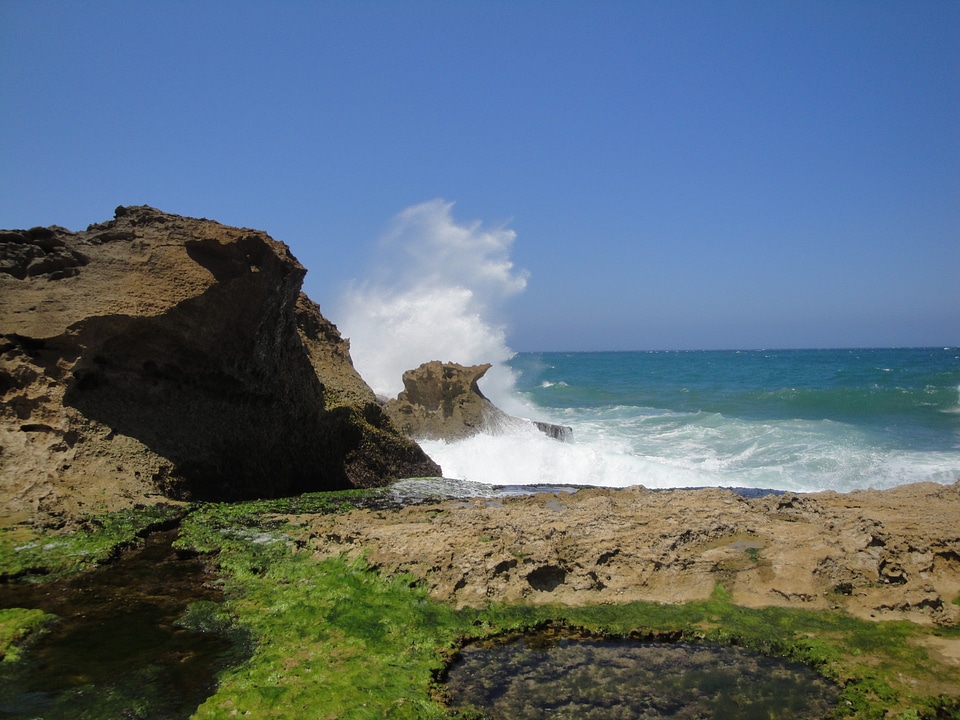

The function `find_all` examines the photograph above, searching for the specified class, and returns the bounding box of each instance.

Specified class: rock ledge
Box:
[293,480,960,628]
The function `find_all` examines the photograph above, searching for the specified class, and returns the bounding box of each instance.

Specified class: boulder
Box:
[0,206,440,522]
[384,360,572,442]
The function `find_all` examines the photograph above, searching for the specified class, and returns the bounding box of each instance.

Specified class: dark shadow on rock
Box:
[526,565,567,592]
[2,206,441,514]
[61,291,350,501]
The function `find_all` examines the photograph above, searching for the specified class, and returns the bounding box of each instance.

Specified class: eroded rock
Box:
[384,360,572,442]
[289,480,960,625]
[0,206,440,522]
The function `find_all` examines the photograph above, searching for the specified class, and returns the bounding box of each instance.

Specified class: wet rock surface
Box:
[290,480,960,627]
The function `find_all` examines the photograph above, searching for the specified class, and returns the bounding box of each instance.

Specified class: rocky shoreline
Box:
[5,207,958,639]
[288,480,960,634]
[3,207,960,714]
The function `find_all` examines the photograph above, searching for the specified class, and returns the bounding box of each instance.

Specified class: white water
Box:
[335,199,526,412]
[418,411,960,493]
[336,202,960,493]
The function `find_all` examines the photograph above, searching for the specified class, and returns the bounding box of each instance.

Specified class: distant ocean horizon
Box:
[418,347,960,494]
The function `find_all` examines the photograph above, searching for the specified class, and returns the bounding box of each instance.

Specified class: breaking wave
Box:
[336,204,960,493]
[335,199,528,414]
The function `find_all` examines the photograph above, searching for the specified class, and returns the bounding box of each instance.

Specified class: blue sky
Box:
[2,1,958,354]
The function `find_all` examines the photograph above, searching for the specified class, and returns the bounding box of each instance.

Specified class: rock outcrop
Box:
[384,361,572,442]
[384,362,504,441]
[0,206,440,522]
[293,480,960,627]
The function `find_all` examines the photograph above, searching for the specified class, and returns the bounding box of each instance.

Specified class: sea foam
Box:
[421,401,960,493]
[335,199,526,411]
[336,203,960,493]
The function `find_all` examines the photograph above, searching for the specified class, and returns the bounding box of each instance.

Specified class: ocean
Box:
[418,348,960,494]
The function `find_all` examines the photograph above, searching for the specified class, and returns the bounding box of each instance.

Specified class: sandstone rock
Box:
[291,480,960,625]
[384,360,572,442]
[384,361,501,440]
[0,206,440,522]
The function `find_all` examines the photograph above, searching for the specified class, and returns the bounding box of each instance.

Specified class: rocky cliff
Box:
[0,206,440,522]
[384,361,572,442]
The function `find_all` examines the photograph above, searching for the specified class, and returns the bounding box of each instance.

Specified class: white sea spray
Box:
[335,199,528,414]
[336,206,960,493]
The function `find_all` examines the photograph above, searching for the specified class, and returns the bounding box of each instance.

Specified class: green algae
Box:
[0,527,241,720]
[179,500,462,719]
[0,607,54,663]
[0,497,958,718]
[174,497,960,719]
[0,503,185,581]
[0,505,187,676]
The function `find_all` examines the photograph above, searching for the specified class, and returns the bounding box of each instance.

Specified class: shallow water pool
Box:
[0,529,242,719]
[445,635,839,719]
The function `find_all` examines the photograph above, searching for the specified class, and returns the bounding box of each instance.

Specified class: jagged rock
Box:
[384,361,572,442]
[384,361,501,441]
[0,206,440,522]
[533,420,574,443]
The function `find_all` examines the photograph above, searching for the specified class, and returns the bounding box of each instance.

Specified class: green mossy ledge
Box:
[2,500,959,719]
[0,504,185,582]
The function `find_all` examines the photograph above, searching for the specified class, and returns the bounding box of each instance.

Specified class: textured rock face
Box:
[0,206,440,521]
[294,480,960,626]
[384,361,504,440]
[384,360,572,442]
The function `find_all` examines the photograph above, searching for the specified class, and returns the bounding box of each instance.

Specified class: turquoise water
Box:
[420,348,960,493]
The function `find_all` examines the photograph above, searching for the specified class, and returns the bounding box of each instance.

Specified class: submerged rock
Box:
[446,636,840,719]
[0,206,440,521]
[384,360,572,442]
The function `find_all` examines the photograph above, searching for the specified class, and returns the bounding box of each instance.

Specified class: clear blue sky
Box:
[2,1,958,352]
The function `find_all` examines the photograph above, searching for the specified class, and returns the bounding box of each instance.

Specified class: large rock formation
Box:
[384,361,572,442]
[0,206,440,522]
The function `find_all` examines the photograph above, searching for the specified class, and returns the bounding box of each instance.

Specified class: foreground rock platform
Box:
[1,206,439,522]
[290,480,960,632]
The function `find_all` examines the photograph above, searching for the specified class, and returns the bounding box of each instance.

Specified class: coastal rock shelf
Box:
[290,480,960,627]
